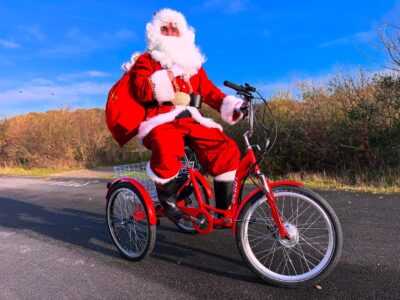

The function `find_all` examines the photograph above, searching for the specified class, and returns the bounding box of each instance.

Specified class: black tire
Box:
[175,181,211,234]
[106,182,156,261]
[236,185,342,288]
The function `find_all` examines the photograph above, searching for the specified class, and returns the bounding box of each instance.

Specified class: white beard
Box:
[149,36,205,81]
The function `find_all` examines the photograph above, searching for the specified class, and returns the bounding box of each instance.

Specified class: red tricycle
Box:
[105,81,342,288]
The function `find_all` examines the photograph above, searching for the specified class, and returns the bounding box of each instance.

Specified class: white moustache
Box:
[150,36,206,80]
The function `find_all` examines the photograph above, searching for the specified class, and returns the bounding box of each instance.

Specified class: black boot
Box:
[156,180,184,225]
[214,181,234,211]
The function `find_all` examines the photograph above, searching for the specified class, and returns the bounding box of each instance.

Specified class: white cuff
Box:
[214,170,236,182]
[150,70,175,103]
[146,162,179,184]
[234,102,243,112]
[221,95,243,125]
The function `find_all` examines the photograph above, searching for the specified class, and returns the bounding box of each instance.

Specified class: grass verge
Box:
[275,172,400,194]
[0,167,67,176]
[1,167,399,194]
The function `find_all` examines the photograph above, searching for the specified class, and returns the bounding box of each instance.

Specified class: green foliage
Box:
[224,71,400,185]
[2,71,399,187]
[272,72,399,182]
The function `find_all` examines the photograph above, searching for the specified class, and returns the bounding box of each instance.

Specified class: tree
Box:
[380,23,400,71]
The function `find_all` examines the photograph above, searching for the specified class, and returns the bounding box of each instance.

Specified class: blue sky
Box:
[0,0,399,117]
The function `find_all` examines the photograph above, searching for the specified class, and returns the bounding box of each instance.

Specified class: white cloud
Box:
[66,27,82,39]
[30,78,55,85]
[57,70,111,81]
[0,39,20,49]
[220,65,388,100]
[115,29,137,41]
[20,25,46,41]
[0,58,12,66]
[0,80,111,107]
[41,27,137,57]
[85,70,110,77]
[318,30,376,48]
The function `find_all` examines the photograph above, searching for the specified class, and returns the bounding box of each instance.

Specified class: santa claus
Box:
[123,8,246,224]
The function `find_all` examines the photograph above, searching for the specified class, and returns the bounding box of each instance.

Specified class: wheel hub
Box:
[120,216,135,226]
[278,223,299,248]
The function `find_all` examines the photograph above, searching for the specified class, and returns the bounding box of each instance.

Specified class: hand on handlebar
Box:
[235,101,250,117]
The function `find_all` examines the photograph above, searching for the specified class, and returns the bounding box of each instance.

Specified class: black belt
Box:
[175,110,191,119]
[144,101,174,107]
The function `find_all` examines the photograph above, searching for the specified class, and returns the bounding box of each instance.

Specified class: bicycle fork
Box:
[257,172,290,239]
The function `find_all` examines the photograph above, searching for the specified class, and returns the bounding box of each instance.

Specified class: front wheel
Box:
[236,186,342,288]
[106,182,156,261]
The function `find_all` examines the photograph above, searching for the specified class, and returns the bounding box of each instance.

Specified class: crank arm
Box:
[185,215,206,227]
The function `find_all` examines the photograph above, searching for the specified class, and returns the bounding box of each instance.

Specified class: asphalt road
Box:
[0,176,399,299]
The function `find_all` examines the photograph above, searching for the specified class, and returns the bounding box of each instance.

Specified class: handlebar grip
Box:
[223,80,243,92]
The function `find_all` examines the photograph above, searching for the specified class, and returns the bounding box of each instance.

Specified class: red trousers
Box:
[143,117,240,181]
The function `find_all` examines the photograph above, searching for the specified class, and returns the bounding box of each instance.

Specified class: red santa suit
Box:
[124,9,243,185]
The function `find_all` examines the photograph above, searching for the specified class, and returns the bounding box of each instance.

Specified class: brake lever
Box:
[237,90,253,98]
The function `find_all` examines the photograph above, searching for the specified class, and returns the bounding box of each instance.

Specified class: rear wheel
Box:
[236,186,342,288]
[106,182,156,261]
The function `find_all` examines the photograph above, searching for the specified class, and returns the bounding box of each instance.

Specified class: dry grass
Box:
[1,166,399,194]
[279,172,400,194]
[0,167,66,176]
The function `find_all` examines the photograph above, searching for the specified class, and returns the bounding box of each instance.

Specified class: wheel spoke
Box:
[299,236,328,254]
[250,234,277,249]
[107,187,152,259]
[283,247,298,276]
[239,189,339,284]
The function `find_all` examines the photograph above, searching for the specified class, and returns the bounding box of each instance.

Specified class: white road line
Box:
[49,180,100,187]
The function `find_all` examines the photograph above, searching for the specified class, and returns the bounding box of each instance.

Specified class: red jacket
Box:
[123,52,242,142]
[130,53,228,117]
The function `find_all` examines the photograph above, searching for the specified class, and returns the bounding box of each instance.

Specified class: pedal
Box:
[187,215,205,227]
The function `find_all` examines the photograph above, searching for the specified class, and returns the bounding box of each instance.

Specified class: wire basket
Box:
[113,160,196,202]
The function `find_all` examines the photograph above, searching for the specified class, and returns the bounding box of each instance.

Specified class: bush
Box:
[1,71,399,187]
[0,108,146,168]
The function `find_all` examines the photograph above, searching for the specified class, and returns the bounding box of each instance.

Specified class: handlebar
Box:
[223,81,256,98]
[223,79,276,158]
[223,80,243,92]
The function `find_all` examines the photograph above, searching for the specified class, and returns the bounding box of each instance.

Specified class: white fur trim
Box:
[137,106,223,142]
[121,51,142,72]
[221,95,244,125]
[214,170,236,182]
[146,162,179,184]
[145,9,205,81]
[147,9,194,47]
[150,70,175,102]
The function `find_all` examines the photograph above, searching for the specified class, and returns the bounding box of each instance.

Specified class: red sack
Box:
[105,71,145,147]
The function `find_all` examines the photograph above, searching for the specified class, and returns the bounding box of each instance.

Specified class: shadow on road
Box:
[0,196,119,258]
[0,196,261,284]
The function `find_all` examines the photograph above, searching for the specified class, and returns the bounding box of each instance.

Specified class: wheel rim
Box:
[241,192,335,283]
[108,188,149,258]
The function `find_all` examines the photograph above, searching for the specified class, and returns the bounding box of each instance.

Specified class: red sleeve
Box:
[129,54,156,104]
[197,67,226,112]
